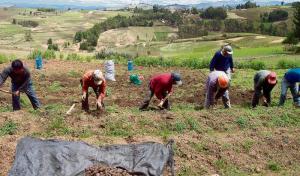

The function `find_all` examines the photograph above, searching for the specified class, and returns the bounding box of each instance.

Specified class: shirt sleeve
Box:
[209,53,217,71]
[98,81,106,100]
[0,67,11,86]
[82,77,89,93]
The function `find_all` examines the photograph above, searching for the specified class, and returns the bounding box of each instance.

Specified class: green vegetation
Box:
[201,7,227,20]
[236,1,259,9]
[0,120,18,136]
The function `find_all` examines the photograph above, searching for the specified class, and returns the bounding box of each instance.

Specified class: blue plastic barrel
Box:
[128,60,133,71]
[35,55,43,69]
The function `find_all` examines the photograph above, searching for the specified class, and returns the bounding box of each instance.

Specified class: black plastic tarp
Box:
[9,137,175,176]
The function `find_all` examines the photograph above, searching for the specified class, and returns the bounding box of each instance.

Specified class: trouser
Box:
[215,69,231,108]
[80,80,104,111]
[252,83,275,108]
[214,87,230,108]
[139,86,170,110]
[279,78,300,106]
[12,81,41,111]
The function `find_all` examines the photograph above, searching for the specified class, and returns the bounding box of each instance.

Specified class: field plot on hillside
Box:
[0,8,132,52]
[0,60,299,175]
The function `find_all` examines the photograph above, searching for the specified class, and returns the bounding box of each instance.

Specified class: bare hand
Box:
[82,92,87,100]
[231,68,235,73]
[14,90,20,96]
[97,100,103,109]
[158,100,164,107]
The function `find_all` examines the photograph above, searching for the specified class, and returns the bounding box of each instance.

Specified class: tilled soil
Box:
[85,165,135,176]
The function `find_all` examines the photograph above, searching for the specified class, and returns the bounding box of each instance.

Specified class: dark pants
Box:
[139,87,170,110]
[12,81,41,111]
[80,80,104,111]
[252,83,275,108]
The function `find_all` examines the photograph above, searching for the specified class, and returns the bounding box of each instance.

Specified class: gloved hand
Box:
[82,92,87,101]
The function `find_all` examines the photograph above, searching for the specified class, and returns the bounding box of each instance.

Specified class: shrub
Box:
[277,59,300,69]
[43,50,56,59]
[27,49,56,60]
[18,20,39,28]
[27,50,42,60]
[48,44,59,51]
[268,9,289,22]
[235,60,266,70]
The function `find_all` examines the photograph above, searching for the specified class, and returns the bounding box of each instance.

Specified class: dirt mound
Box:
[85,165,135,176]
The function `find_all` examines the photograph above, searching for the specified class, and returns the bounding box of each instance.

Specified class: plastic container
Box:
[35,55,43,69]
[127,60,133,71]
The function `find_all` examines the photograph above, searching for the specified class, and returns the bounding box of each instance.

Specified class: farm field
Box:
[0,5,300,176]
[0,60,299,176]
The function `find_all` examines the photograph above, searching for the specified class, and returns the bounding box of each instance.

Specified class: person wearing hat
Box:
[139,72,182,110]
[209,44,234,108]
[252,70,277,108]
[80,70,106,111]
[204,71,230,109]
[0,59,40,111]
[279,68,300,107]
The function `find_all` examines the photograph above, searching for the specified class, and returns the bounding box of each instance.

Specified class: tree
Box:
[268,9,288,22]
[191,7,198,14]
[201,7,227,20]
[12,18,16,24]
[47,38,53,45]
[153,5,159,13]
[293,3,300,40]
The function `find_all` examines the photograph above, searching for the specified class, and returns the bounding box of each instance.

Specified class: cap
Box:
[267,72,277,85]
[171,72,182,85]
[93,70,104,85]
[218,75,229,88]
[222,45,233,55]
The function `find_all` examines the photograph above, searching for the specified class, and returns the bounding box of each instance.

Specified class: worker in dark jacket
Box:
[139,72,182,110]
[209,44,234,108]
[252,70,277,108]
[0,59,40,111]
[80,70,106,111]
[279,68,300,107]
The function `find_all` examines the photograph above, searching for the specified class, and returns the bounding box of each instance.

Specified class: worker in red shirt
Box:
[80,70,106,111]
[139,72,182,110]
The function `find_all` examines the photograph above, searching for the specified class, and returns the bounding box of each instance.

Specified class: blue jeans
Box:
[12,80,41,111]
[279,78,300,106]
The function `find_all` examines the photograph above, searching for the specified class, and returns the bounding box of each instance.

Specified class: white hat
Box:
[222,45,233,55]
[93,70,104,85]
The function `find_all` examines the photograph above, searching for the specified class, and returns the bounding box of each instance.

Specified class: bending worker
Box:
[252,70,277,108]
[205,71,230,109]
[0,59,40,111]
[139,72,182,110]
[279,68,300,107]
[209,44,234,108]
[80,70,106,111]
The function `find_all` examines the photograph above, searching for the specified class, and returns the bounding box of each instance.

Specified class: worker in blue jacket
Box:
[209,44,235,108]
[279,68,300,107]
